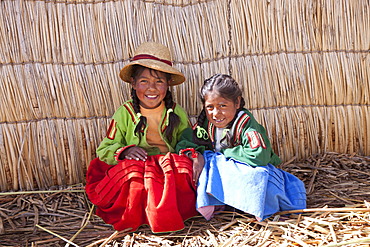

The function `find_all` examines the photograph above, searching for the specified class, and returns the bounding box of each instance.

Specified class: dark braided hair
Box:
[130,65,180,142]
[163,89,180,142]
[194,74,246,147]
[131,88,147,140]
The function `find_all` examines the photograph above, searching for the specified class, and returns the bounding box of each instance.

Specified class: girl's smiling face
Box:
[204,92,241,128]
[131,68,169,109]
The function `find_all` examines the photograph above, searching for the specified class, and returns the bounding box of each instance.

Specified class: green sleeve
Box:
[222,117,281,166]
[96,106,135,165]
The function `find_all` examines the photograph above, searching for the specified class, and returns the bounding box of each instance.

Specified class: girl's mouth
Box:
[214,118,225,123]
[145,95,158,99]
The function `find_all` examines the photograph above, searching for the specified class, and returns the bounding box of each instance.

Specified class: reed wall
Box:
[0,0,369,191]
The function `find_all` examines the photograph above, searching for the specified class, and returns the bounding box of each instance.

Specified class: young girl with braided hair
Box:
[176,73,306,221]
[85,42,197,233]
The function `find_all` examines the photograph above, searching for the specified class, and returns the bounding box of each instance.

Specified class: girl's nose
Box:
[148,81,157,90]
[212,107,221,116]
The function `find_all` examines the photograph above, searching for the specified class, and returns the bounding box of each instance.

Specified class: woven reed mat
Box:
[0,152,369,246]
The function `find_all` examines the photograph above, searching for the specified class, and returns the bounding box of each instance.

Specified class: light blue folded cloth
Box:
[196,151,306,221]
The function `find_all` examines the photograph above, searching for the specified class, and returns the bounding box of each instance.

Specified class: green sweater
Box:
[97,100,190,165]
[176,109,281,167]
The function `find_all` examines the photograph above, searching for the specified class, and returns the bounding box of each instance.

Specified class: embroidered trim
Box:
[106,119,117,140]
[246,131,262,149]
[114,147,125,161]
[233,113,250,144]
[123,102,138,124]
[161,112,169,133]
[196,126,209,140]
[207,122,215,144]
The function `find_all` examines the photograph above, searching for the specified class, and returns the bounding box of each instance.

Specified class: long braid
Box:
[239,97,245,109]
[223,97,245,147]
[197,109,208,127]
[131,88,147,141]
[163,90,180,142]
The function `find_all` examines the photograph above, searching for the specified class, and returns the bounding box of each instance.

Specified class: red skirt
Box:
[85,153,198,233]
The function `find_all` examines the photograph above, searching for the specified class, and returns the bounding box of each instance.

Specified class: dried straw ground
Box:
[1,152,369,247]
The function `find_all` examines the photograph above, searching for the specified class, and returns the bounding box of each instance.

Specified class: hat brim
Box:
[119,59,185,86]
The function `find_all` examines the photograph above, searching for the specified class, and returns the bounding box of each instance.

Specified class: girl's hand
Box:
[190,153,204,185]
[122,146,148,161]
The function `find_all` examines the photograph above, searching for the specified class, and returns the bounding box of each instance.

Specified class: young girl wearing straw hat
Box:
[85,42,197,233]
[176,74,306,221]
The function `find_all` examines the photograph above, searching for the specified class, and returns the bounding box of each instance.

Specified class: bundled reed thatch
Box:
[0,0,369,191]
[0,152,369,246]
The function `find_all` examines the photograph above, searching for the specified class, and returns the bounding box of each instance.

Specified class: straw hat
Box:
[119,42,185,86]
